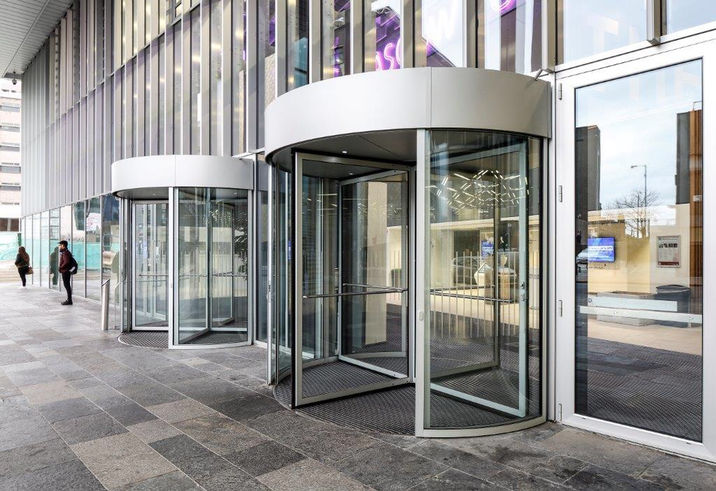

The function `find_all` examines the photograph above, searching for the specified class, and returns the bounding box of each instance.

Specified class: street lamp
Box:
[631,164,648,236]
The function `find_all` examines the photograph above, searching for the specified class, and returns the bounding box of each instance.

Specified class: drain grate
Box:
[118,331,168,349]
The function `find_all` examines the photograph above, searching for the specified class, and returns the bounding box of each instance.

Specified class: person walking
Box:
[14,246,30,288]
[58,240,77,305]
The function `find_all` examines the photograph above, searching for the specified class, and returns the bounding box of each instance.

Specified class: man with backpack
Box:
[58,240,78,305]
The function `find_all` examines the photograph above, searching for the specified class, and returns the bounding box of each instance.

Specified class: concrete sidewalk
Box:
[0,284,713,490]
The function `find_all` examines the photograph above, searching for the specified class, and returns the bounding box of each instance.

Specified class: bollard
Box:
[100,279,110,331]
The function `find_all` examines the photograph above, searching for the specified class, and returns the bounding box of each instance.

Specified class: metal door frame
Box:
[554,40,715,462]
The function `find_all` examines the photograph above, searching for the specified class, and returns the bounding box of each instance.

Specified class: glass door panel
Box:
[295,155,410,406]
[176,188,209,343]
[425,130,543,429]
[133,202,168,329]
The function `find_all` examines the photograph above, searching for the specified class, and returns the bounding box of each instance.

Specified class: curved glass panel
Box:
[425,130,542,429]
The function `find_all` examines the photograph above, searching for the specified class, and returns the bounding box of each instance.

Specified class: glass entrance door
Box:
[293,154,410,407]
[132,202,169,330]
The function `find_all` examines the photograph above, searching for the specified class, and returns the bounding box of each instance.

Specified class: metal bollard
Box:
[100,279,110,331]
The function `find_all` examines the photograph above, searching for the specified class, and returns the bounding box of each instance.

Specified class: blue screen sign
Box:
[481,240,494,258]
[587,237,615,263]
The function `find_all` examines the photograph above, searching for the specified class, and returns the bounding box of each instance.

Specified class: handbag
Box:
[26,266,33,275]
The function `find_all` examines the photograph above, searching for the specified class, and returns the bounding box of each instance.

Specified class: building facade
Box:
[0,78,21,232]
[17,0,716,462]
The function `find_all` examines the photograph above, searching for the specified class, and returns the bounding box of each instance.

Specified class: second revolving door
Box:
[294,154,411,406]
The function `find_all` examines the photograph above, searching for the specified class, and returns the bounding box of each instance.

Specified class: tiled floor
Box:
[0,284,714,490]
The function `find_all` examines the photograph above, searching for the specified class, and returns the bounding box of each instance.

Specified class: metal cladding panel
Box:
[264,67,551,158]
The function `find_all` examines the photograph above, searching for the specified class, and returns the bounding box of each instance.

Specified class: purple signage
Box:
[374,8,401,70]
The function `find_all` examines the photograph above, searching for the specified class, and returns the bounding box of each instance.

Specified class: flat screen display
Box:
[587,237,615,263]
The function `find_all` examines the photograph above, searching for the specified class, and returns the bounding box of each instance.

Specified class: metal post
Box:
[100,279,111,331]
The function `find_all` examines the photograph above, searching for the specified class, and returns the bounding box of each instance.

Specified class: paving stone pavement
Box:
[0,284,714,490]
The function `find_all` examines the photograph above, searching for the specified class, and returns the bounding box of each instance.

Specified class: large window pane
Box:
[32,214,40,286]
[364,0,401,71]
[287,0,309,90]
[102,195,121,327]
[418,0,465,68]
[210,0,223,154]
[257,0,275,148]
[321,0,351,78]
[190,8,201,154]
[558,0,646,64]
[86,197,102,300]
[231,0,247,155]
[40,211,49,288]
[173,23,182,153]
[426,130,542,429]
[662,0,716,34]
[477,0,542,73]
[49,209,60,290]
[575,61,703,441]
[73,201,86,297]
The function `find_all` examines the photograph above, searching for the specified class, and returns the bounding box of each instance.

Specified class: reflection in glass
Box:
[49,209,60,291]
[210,0,223,154]
[419,0,464,67]
[426,130,542,428]
[86,197,102,300]
[662,0,716,34]
[173,23,182,153]
[102,195,121,328]
[478,0,542,73]
[232,0,247,154]
[60,206,72,294]
[287,0,309,90]
[177,188,208,340]
[575,61,703,441]
[134,202,168,327]
[364,0,401,71]
[72,202,86,297]
[273,167,292,376]
[190,8,201,154]
[258,0,276,147]
[40,212,49,288]
[321,0,351,78]
[558,0,645,64]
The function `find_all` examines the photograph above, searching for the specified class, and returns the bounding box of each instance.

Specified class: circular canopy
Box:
[111,155,254,199]
[265,67,551,165]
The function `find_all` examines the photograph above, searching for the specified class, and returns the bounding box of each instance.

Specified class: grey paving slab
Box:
[0,438,77,478]
[173,413,269,455]
[120,470,201,490]
[103,399,158,426]
[565,464,663,490]
[167,376,246,406]
[257,458,369,491]
[52,411,128,445]
[0,458,104,491]
[411,468,495,490]
[37,396,102,423]
[116,380,186,406]
[0,415,58,452]
[127,419,183,444]
[335,441,449,490]
[640,453,716,490]
[224,440,306,477]
[147,398,215,423]
[71,432,177,489]
[213,392,284,422]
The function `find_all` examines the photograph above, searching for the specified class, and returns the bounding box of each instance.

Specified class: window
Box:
[190,8,201,154]
[287,0,309,89]
[257,0,276,148]
[558,0,646,64]
[321,0,351,78]
[662,0,716,34]
[418,0,465,67]
[210,0,223,154]
[364,0,401,71]
[231,0,247,154]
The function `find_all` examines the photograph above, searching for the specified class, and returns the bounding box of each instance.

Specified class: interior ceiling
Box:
[0,0,73,78]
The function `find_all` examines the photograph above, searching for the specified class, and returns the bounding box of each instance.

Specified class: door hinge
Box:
[558,300,563,317]
[558,83,563,100]
[558,185,563,203]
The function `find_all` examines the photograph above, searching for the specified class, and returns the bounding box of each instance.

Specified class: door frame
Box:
[292,151,414,407]
[554,39,716,462]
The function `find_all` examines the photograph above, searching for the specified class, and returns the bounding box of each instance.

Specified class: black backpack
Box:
[69,254,79,275]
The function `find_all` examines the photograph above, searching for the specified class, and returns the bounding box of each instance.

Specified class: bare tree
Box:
[610,189,660,238]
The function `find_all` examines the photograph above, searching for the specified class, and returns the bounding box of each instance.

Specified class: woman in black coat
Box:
[15,246,30,288]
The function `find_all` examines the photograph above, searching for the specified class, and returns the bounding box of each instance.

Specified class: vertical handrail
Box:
[100,279,111,331]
